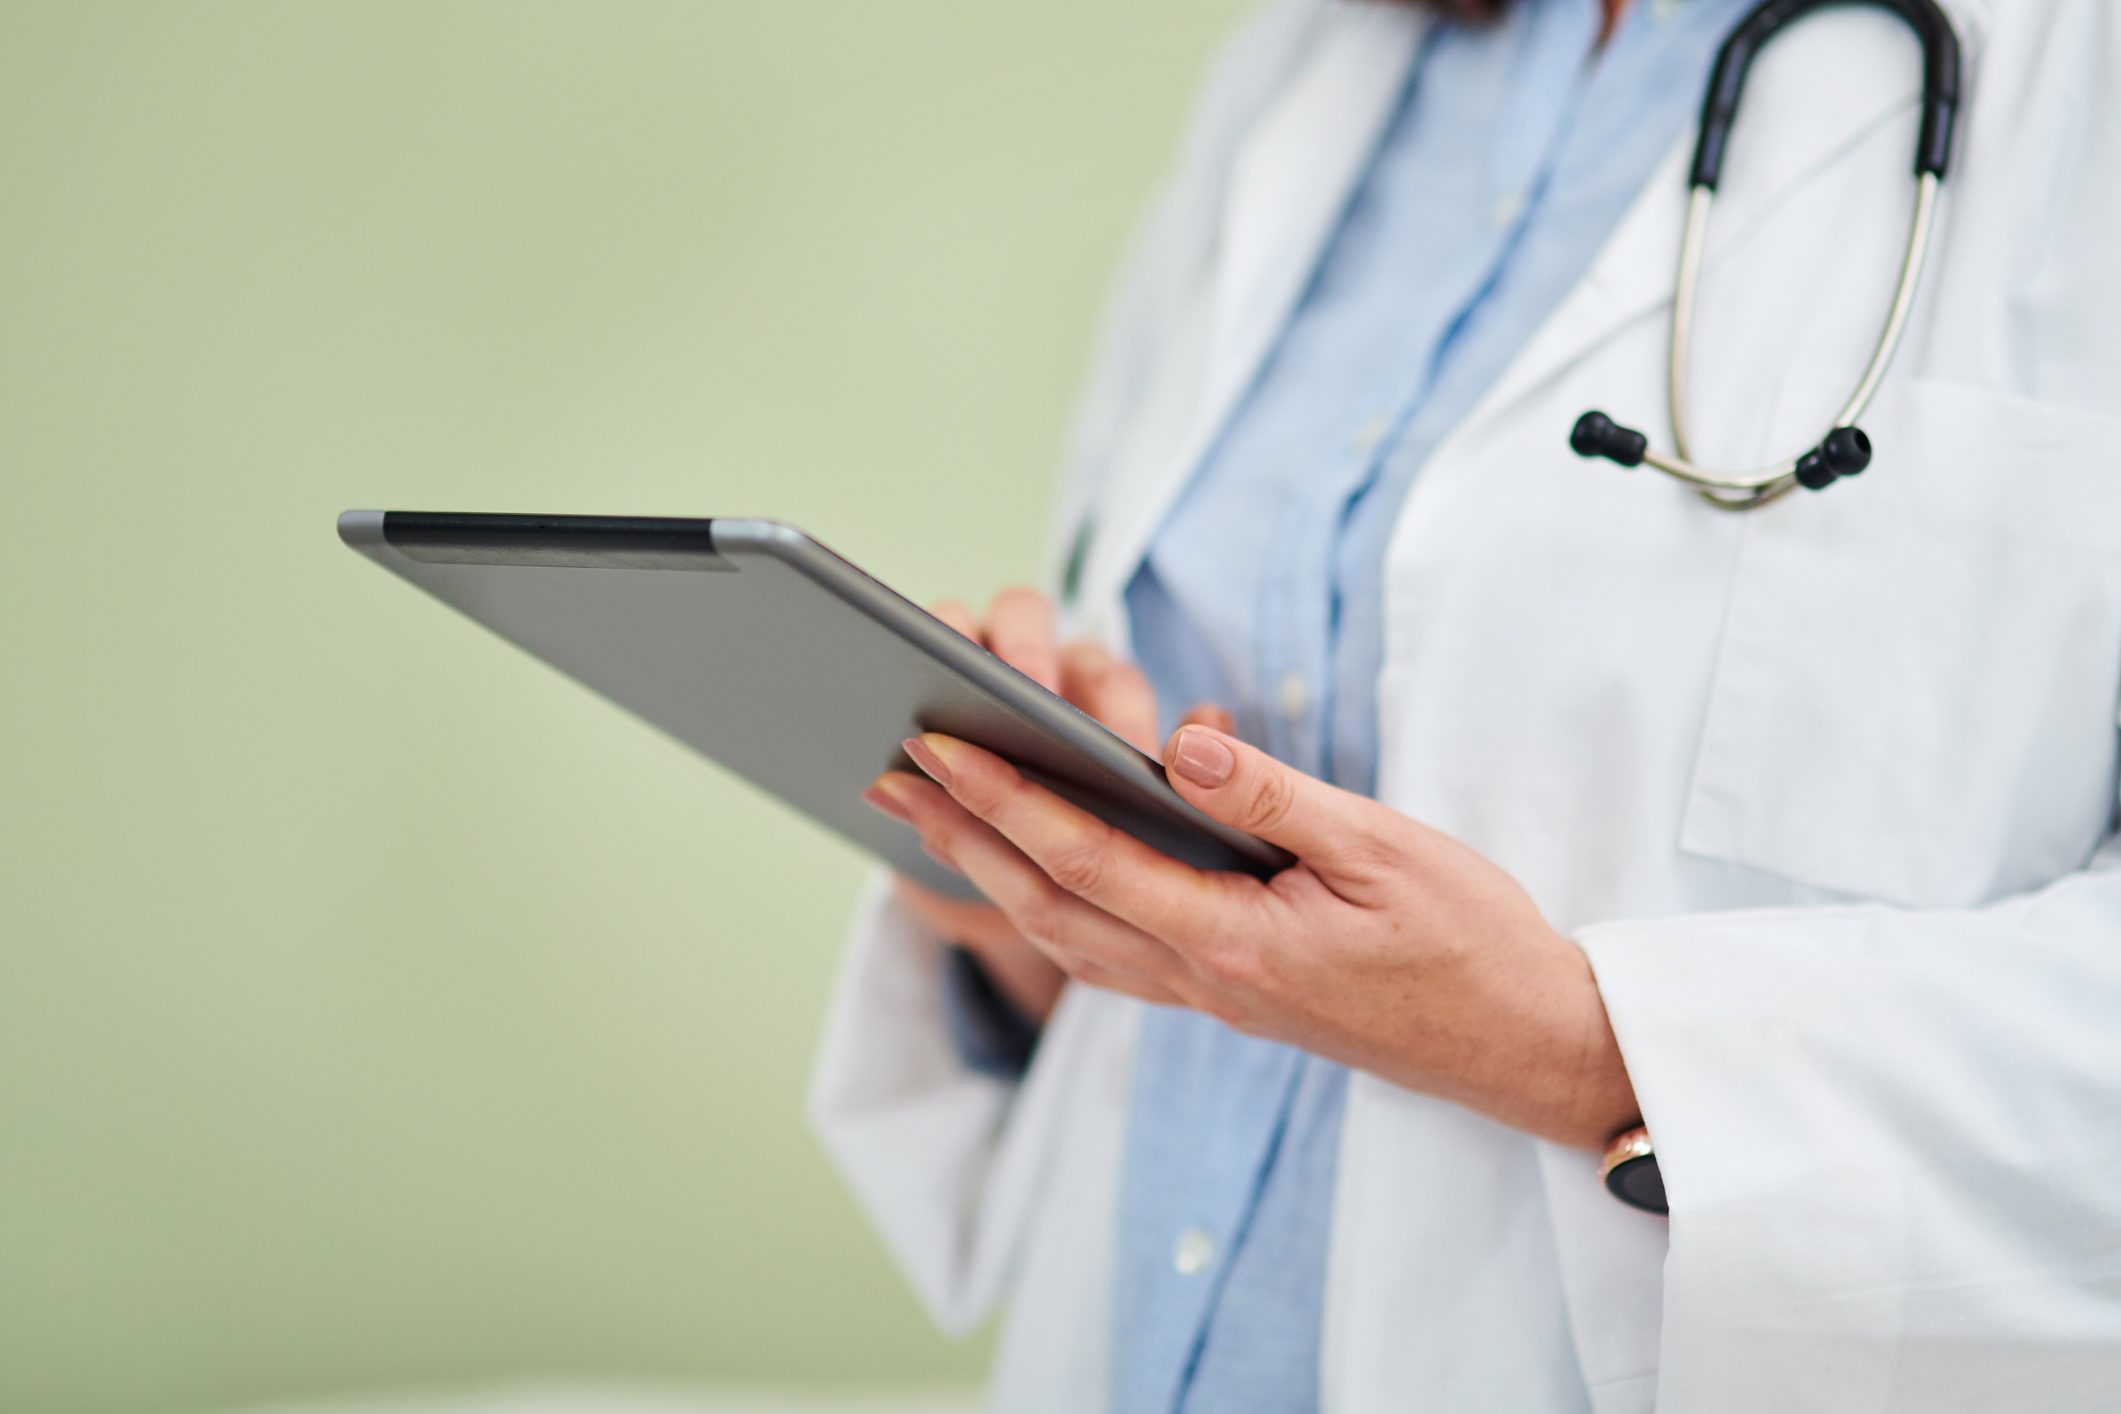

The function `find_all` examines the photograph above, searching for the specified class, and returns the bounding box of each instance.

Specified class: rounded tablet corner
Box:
[338,510,386,550]
[709,518,810,560]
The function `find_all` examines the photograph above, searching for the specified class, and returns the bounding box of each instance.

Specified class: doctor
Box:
[812,0,2121,1408]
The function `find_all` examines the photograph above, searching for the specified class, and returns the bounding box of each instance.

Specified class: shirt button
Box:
[1173,1227,1217,1276]
[1276,672,1310,722]
[1350,416,1390,456]
[1490,192,1524,232]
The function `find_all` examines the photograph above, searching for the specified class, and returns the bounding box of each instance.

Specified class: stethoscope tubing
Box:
[1657,171,1941,511]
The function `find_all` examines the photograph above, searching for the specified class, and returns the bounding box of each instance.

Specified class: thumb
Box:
[1163,724,1385,882]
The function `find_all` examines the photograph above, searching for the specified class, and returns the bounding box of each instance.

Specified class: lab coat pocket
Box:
[1680,376,2121,909]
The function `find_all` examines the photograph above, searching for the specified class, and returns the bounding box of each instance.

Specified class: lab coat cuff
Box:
[1571,905,1882,1217]
[807,871,1096,1334]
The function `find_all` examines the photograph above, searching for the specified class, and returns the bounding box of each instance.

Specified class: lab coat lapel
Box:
[1075,3,1427,629]
[1448,0,1989,449]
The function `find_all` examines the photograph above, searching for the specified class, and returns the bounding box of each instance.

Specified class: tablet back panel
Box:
[339,512,1288,900]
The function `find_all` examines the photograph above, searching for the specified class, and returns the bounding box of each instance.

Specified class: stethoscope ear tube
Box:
[1690,0,1963,191]
[1574,0,1962,511]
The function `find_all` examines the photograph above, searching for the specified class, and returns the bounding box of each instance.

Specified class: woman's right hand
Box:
[863,587,1222,1028]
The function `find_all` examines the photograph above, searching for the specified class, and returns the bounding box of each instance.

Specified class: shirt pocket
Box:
[1679,375,2121,909]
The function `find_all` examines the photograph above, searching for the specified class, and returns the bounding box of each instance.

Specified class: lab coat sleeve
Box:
[806,872,1099,1333]
[1566,830,2121,1408]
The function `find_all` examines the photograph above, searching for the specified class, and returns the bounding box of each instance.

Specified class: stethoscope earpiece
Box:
[1570,411,1648,468]
[1821,425,1872,477]
[1793,426,1874,491]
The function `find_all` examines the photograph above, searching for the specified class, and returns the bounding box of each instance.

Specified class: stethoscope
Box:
[1569,0,1964,511]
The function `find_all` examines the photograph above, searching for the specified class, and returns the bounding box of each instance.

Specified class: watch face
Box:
[1605,1154,1668,1215]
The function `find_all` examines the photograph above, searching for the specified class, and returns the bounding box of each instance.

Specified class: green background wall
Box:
[0,4,1245,1410]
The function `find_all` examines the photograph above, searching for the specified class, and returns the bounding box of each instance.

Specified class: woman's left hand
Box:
[870,723,1640,1150]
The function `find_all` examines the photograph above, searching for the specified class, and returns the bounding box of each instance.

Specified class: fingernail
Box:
[862,783,913,823]
[903,736,952,787]
[1169,728,1234,788]
[921,839,961,874]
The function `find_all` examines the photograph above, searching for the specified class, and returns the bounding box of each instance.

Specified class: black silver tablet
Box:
[339,512,1290,899]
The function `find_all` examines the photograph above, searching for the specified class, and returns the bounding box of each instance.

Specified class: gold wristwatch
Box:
[1600,1125,1666,1214]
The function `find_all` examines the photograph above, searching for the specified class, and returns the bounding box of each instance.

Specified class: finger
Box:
[868,771,1019,883]
[929,598,980,641]
[1162,725,1397,895]
[872,770,1192,988]
[890,876,1026,956]
[982,586,1060,693]
[869,775,1018,907]
[901,733,1247,945]
[891,875,1067,1022]
[1178,702,1237,736]
[1059,640,1158,753]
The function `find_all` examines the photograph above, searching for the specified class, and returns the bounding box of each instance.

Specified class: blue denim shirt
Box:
[950,1,1747,1407]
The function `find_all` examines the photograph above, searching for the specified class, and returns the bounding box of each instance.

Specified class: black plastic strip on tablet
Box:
[382,512,734,571]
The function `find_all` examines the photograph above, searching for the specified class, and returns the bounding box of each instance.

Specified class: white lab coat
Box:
[809,0,2121,1408]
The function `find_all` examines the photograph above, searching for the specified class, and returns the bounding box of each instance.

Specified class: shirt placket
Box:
[1116,1022,1309,1413]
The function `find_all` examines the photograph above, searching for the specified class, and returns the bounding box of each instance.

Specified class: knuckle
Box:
[1185,905,1276,992]
[1236,770,1299,835]
[951,763,1014,819]
[1007,883,1068,948]
[1044,835,1109,897]
[1000,766,1053,818]
[1339,828,1399,881]
[1202,938,1266,992]
[921,826,977,878]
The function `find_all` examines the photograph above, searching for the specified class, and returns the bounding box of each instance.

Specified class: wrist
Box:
[1449,926,1639,1149]
[1542,942,1640,1147]
[1556,962,1641,1148]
